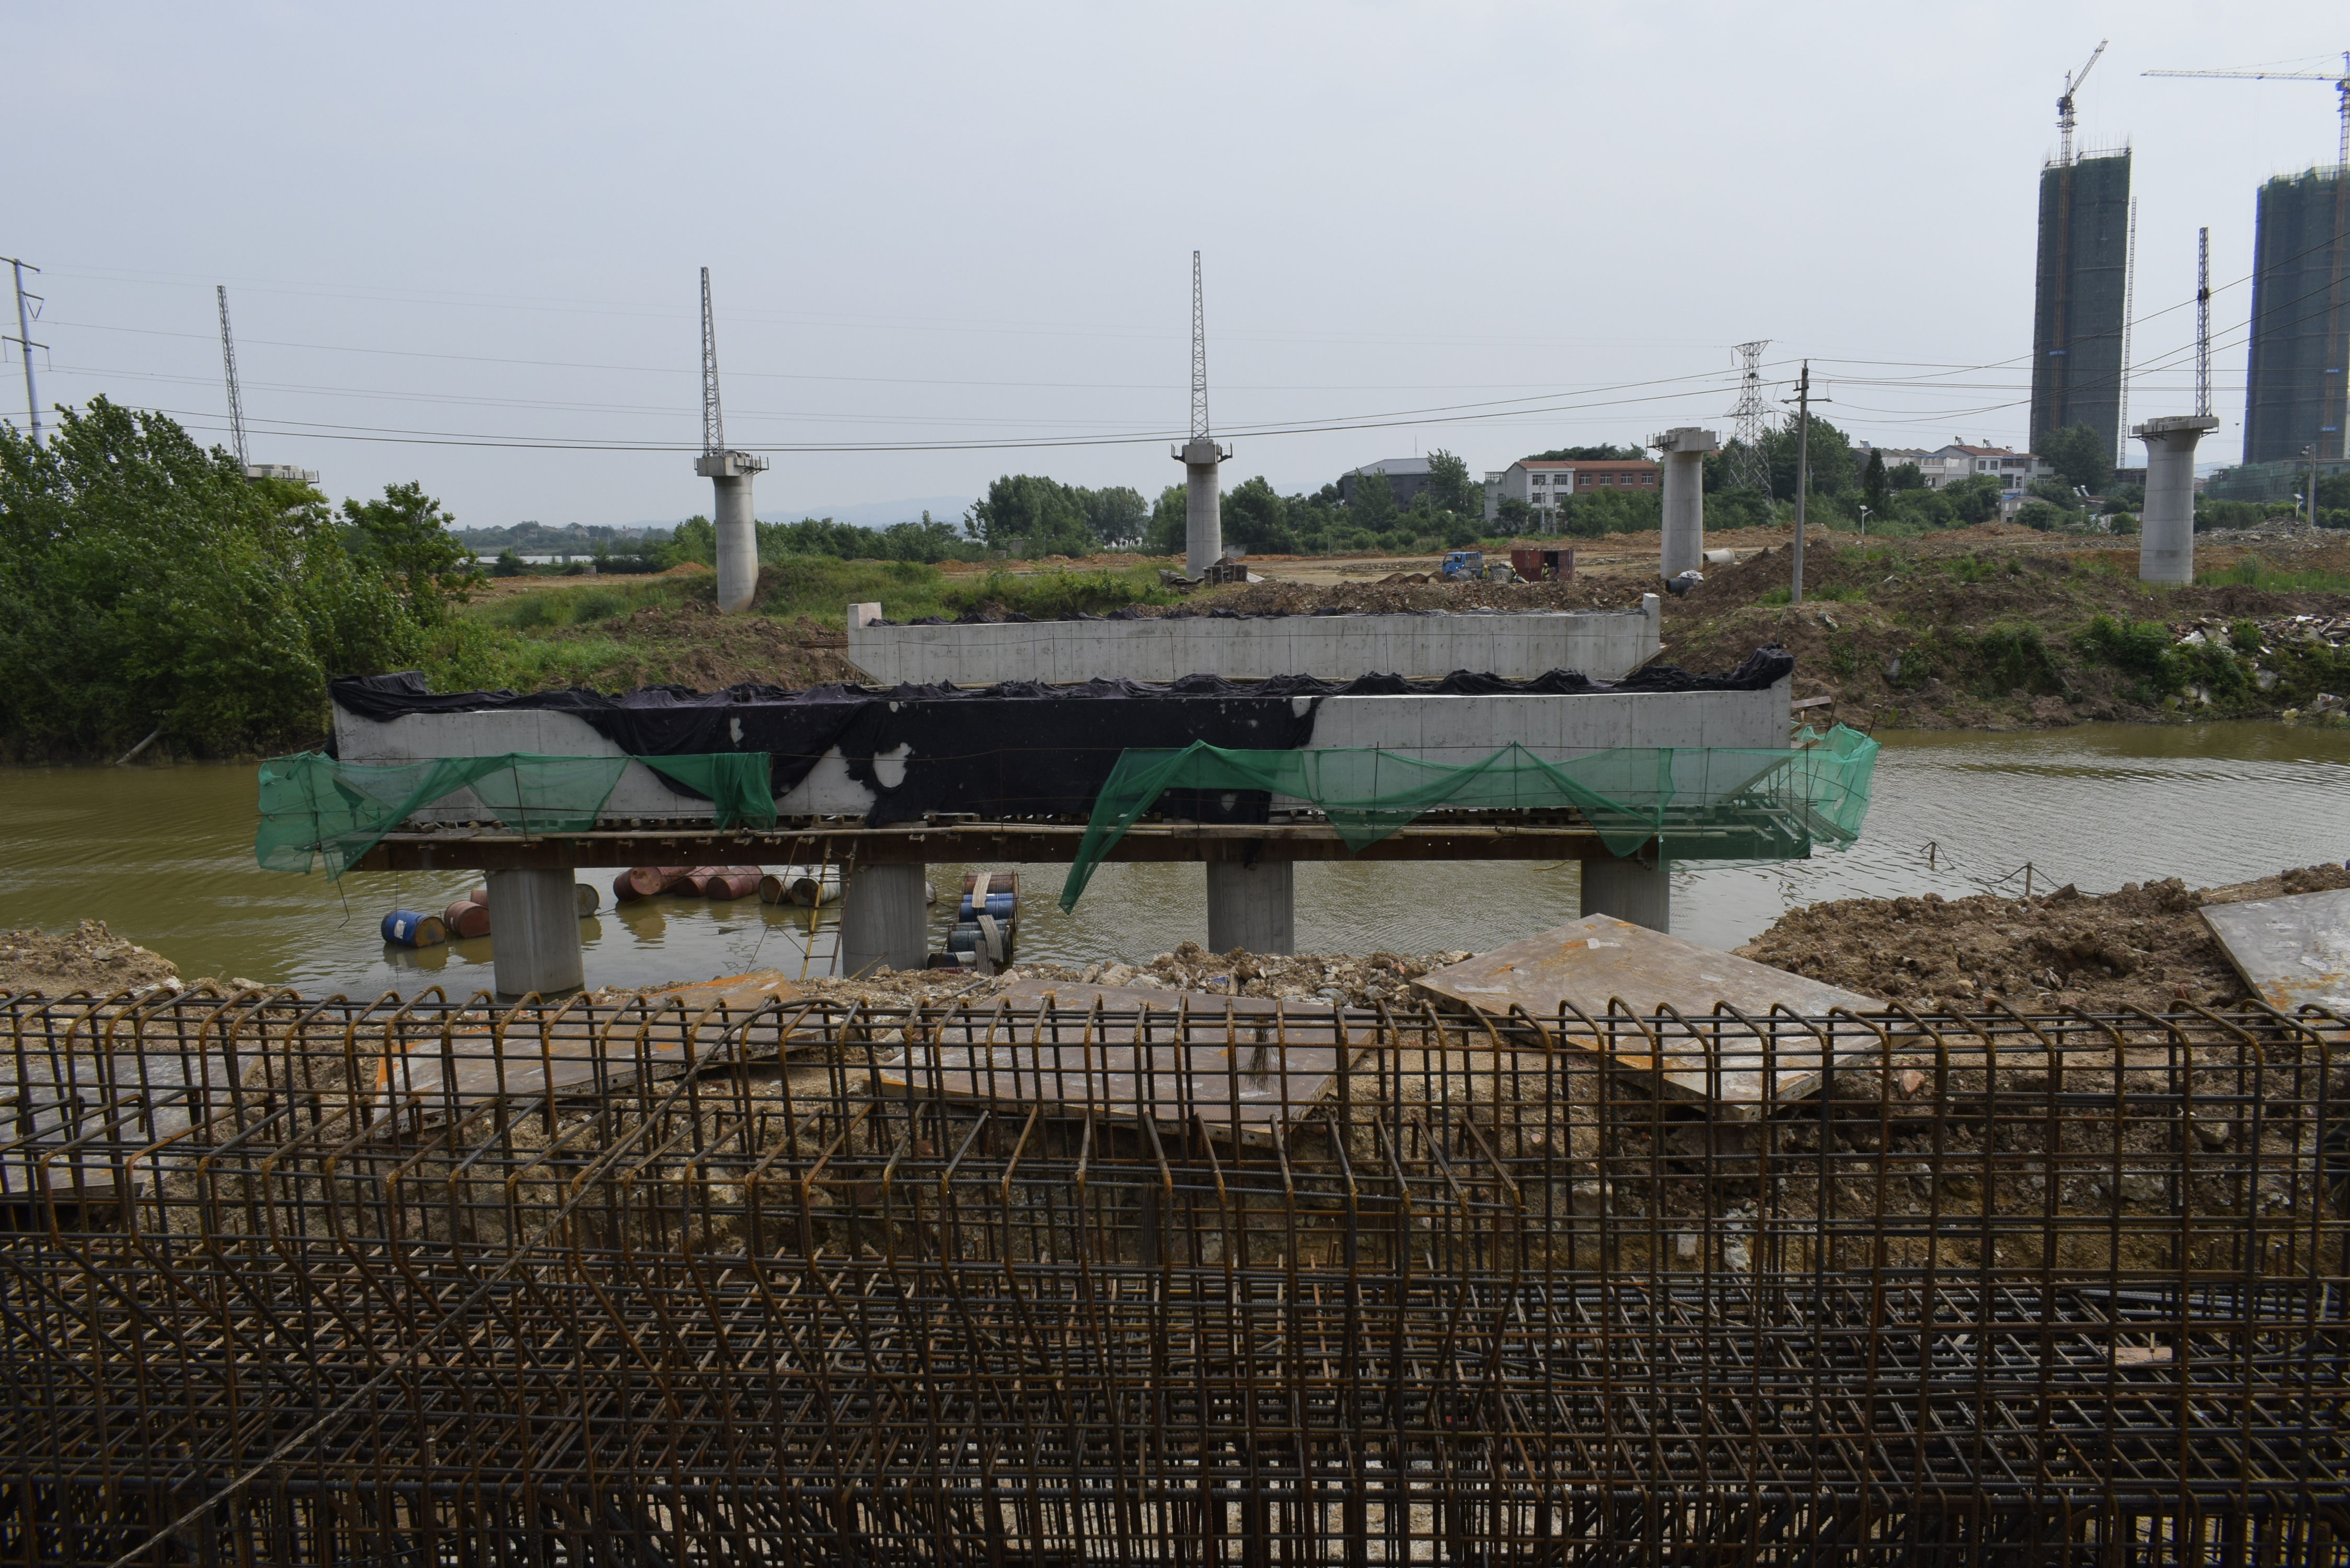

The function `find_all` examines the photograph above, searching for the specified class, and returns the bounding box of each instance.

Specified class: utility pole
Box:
[4,256,43,444]
[216,285,250,470]
[1787,362,1814,604]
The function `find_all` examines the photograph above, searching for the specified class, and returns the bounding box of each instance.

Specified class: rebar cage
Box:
[3,986,2347,1565]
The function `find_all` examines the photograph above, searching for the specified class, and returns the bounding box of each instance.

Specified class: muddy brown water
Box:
[3,722,2346,997]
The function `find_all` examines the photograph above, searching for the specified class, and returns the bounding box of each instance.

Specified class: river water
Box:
[4,722,2346,997]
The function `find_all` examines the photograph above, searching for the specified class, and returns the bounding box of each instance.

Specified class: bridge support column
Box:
[841,863,929,976]
[1207,860,1294,955]
[486,869,585,996]
[1580,854,1671,934]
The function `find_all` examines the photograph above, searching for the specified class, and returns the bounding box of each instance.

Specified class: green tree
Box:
[1083,485,1149,549]
[341,481,483,625]
[1349,469,1398,529]
[1888,462,1925,491]
[1493,495,1535,529]
[1145,483,1188,555]
[1530,444,1644,461]
[1223,476,1294,554]
[1942,473,2006,525]
[1762,413,1857,501]
[0,398,418,757]
[1861,449,1888,515]
[492,548,525,578]
[2038,423,2114,492]
[1425,448,1480,514]
[967,474,1092,556]
[659,515,716,567]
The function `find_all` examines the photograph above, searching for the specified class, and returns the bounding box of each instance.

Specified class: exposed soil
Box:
[1,919,182,999]
[1734,861,2350,1013]
[780,942,1468,1011]
[1658,530,2350,731]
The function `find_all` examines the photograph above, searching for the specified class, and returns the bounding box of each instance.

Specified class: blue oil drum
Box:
[381,910,448,948]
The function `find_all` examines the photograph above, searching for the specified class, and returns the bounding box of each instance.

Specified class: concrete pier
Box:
[1206,860,1295,955]
[1580,854,1671,933]
[840,862,930,976]
[2134,414,2219,585]
[1653,428,1720,581]
[1176,437,1230,580]
[484,869,586,996]
[697,451,768,614]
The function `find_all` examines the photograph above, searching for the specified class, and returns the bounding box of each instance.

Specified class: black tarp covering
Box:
[329,648,1791,827]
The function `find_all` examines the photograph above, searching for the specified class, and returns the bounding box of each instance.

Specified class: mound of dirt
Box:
[1,920,181,999]
[1199,577,1648,616]
[793,942,1469,1011]
[552,596,867,690]
[1736,862,2350,1013]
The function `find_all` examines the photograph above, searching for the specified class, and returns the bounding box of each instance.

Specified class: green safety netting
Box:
[1056,725,1879,911]
[256,751,776,878]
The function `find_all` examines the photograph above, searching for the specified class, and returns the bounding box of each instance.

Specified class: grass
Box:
[2196,554,2350,593]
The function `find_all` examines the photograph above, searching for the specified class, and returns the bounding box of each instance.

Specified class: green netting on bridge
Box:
[1057,725,1879,910]
[255,751,776,877]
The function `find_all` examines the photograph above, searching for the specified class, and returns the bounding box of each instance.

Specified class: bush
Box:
[1975,624,2061,696]
[2077,613,2183,694]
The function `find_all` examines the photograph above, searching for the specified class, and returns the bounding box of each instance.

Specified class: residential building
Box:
[1914,444,2051,497]
[2030,147,2133,461]
[1339,456,1435,510]
[2245,167,2350,464]
[1851,442,1930,475]
[1481,457,1660,529]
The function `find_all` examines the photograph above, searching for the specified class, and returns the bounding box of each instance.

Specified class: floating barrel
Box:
[612,871,646,905]
[674,871,715,897]
[618,867,667,898]
[959,893,1017,920]
[762,868,842,907]
[656,866,701,893]
[575,883,600,917]
[381,910,448,948]
[466,885,489,906]
[705,872,760,901]
[442,899,492,940]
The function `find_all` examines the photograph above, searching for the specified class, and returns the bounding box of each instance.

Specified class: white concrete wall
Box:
[332,676,1787,829]
[844,604,1660,686]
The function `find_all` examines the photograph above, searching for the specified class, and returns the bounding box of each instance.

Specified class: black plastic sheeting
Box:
[328,649,1791,828]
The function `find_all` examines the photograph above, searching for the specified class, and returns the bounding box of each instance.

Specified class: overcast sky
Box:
[5,2,2339,529]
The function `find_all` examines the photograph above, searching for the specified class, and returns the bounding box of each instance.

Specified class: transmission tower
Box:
[1189,250,1210,441]
[4,256,43,444]
[217,285,250,469]
[700,266,725,456]
[1726,341,1773,492]
[2196,227,2213,419]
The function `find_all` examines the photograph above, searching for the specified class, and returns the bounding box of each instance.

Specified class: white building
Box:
[1914,443,2051,496]
[1482,457,1660,531]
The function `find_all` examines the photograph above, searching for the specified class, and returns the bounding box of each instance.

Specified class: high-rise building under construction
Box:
[2243,166,2350,464]
[2030,148,2133,459]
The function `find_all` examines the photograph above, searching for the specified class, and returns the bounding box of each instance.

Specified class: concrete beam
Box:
[1580,854,1671,933]
[840,862,929,976]
[485,869,586,996]
[2135,415,2219,586]
[1651,428,1720,581]
[1206,860,1295,954]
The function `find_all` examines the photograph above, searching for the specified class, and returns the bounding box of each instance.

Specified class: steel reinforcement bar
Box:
[1,988,2346,1565]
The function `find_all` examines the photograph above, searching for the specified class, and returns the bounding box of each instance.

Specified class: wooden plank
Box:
[1414,915,1888,1106]
[871,981,1374,1143]
[2201,889,2350,1016]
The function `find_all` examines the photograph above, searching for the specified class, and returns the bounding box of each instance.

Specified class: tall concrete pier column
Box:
[485,869,585,996]
[840,863,929,976]
[1652,427,1720,580]
[1174,437,1231,579]
[2134,414,2219,585]
[697,451,768,613]
[1206,860,1295,955]
[1580,853,1671,933]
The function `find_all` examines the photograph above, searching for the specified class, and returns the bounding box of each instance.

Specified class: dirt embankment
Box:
[1657,529,2350,731]
[791,942,1462,1011]
[549,594,867,690]
[1736,862,2350,1013]
[1,920,182,999]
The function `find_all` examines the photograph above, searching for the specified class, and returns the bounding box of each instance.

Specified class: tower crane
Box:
[2145,52,2350,169]
[2058,39,2109,165]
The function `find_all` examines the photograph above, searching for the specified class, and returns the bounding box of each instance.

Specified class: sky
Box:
[4,1,2342,530]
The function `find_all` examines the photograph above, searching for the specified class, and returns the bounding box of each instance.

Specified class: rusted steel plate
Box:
[873,980,1372,1142]
[2202,888,2350,1016]
[1415,914,1886,1105]
[375,969,807,1109]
